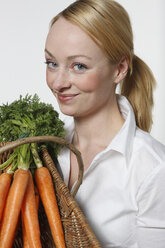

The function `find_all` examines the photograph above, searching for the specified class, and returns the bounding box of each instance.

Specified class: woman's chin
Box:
[59,107,77,117]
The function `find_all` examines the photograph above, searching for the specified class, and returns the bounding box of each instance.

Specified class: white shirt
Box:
[58,95,165,248]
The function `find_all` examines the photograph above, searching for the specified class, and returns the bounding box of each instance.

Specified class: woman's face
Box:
[45,17,119,118]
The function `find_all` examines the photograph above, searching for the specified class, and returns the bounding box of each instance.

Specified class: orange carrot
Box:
[21,171,42,248]
[22,185,40,248]
[0,168,29,248]
[0,173,13,221]
[35,167,65,248]
[22,218,30,248]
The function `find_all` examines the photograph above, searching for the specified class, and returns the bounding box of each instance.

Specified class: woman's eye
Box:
[73,63,87,71]
[45,61,57,69]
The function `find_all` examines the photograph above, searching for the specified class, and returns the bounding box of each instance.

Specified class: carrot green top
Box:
[0,94,65,173]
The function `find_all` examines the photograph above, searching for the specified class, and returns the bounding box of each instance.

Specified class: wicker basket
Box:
[0,136,101,248]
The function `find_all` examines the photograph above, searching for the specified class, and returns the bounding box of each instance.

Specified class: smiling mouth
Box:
[57,93,79,102]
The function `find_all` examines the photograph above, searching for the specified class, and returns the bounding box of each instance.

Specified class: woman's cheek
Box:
[46,71,53,89]
[77,73,100,92]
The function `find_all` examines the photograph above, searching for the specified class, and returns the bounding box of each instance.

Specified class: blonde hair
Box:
[51,0,156,132]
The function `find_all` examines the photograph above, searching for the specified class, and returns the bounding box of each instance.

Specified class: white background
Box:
[0,0,165,144]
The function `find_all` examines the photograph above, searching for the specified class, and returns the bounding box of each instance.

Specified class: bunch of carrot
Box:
[0,165,66,248]
[0,94,66,248]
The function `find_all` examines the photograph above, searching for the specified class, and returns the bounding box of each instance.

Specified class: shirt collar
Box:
[62,95,136,167]
[107,95,136,165]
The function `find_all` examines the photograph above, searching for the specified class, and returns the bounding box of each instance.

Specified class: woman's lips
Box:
[57,93,79,102]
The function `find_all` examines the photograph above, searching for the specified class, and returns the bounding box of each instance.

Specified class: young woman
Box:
[44,0,165,247]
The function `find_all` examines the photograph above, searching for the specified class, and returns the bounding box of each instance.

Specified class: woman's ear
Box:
[114,56,129,84]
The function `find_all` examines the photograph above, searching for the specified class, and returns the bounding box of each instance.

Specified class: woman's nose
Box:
[52,69,71,92]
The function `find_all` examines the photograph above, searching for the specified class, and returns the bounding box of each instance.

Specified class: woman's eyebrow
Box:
[44,49,92,60]
[45,49,55,59]
[67,55,92,60]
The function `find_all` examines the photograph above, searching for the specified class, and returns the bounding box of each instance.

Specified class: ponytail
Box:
[120,55,156,132]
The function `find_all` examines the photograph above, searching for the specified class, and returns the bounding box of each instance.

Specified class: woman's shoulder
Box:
[133,127,165,168]
[129,128,165,196]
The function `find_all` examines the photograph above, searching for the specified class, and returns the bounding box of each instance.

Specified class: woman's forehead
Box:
[47,17,92,46]
[45,17,106,61]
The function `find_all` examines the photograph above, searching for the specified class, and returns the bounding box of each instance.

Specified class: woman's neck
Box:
[72,96,125,150]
